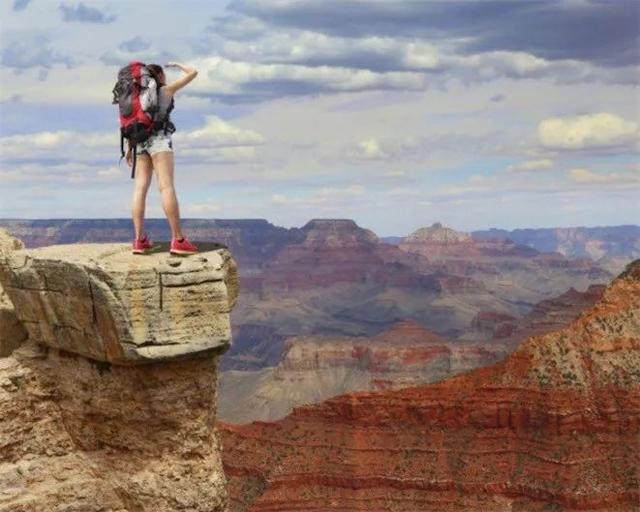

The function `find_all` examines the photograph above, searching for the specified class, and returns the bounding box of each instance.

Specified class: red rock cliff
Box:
[220,260,640,511]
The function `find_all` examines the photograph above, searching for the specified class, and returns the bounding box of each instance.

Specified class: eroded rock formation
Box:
[0,240,238,511]
[0,243,238,364]
[219,320,509,423]
[0,229,27,357]
[220,260,640,511]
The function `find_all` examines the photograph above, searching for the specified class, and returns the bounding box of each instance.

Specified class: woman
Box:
[126,61,199,255]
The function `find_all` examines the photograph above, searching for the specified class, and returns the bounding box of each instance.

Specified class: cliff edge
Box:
[0,238,238,511]
[221,260,640,511]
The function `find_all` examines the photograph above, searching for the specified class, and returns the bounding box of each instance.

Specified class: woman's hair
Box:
[147,64,165,85]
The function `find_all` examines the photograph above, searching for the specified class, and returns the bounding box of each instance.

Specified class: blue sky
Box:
[1,0,638,236]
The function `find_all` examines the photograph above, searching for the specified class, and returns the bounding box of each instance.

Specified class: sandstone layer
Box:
[0,229,27,358]
[220,260,640,511]
[219,320,509,423]
[0,239,237,511]
[396,222,611,308]
[0,341,228,512]
[0,242,238,365]
[220,285,604,424]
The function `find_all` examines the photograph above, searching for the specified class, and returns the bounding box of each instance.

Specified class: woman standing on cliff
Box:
[126,61,199,256]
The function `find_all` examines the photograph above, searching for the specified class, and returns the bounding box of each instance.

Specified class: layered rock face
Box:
[261,219,426,292]
[220,260,640,511]
[0,243,238,364]
[220,283,606,424]
[397,222,611,308]
[400,222,538,259]
[0,239,238,511]
[472,225,640,261]
[0,229,28,357]
[219,320,509,423]
[466,284,606,347]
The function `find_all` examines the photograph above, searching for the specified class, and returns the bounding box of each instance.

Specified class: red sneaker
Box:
[170,236,198,255]
[133,233,153,254]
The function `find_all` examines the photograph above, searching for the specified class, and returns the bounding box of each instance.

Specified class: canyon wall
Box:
[219,274,605,424]
[220,259,640,511]
[0,237,238,511]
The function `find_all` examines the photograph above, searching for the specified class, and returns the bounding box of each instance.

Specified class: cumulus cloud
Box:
[184,56,428,103]
[213,30,443,73]
[228,0,639,68]
[538,113,639,151]
[175,115,264,149]
[59,2,117,23]
[0,115,265,170]
[187,24,630,104]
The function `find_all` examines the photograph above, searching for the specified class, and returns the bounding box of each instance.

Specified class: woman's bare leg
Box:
[151,151,184,240]
[131,153,153,239]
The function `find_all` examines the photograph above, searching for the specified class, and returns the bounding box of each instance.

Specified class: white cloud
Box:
[186,55,429,98]
[568,168,640,185]
[507,159,554,172]
[0,115,265,166]
[355,138,389,159]
[345,135,421,162]
[174,115,264,149]
[538,112,639,151]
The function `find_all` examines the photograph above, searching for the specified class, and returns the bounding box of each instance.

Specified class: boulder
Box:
[0,243,238,365]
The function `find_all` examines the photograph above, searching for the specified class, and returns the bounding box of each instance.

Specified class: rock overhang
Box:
[0,242,239,365]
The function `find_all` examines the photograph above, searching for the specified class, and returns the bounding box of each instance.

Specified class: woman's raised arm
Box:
[164,62,198,95]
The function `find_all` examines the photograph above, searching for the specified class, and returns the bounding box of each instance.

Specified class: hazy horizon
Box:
[0,216,638,239]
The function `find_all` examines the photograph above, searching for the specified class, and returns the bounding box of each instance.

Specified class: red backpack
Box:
[111,61,161,179]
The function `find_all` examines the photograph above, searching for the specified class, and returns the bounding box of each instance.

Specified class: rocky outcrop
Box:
[220,284,606,424]
[220,260,640,511]
[467,284,606,347]
[219,320,509,423]
[0,229,28,357]
[470,311,518,339]
[472,225,640,263]
[261,219,426,292]
[0,241,238,511]
[0,243,238,365]
[400,222,538,259]
[397,222,612,308]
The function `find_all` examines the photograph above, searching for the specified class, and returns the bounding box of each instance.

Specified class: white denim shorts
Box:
[136,132,173,156]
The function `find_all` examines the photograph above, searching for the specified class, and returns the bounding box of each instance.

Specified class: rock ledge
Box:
[0,242,238,365]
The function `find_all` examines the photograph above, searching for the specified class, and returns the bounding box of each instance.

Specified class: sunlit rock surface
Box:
[0,242,238,365]
[0,240,239,511]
